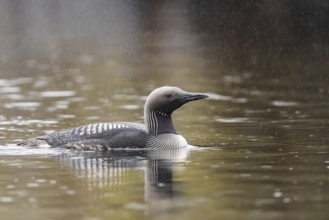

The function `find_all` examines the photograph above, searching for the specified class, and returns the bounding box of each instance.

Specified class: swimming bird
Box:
[18,86,208,150]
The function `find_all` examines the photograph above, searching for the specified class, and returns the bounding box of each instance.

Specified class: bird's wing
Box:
[19,122,147,149]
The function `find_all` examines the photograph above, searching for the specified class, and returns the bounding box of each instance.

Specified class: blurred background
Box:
[0,0,328,79]
[0,1,329,220]
[0,0,328,144]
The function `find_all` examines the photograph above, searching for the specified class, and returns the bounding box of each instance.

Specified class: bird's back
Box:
[18,122,148,150]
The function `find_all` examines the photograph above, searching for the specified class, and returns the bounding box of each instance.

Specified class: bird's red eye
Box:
[166,94,172,98]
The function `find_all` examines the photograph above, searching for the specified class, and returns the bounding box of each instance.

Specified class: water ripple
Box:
[40,91,76,98]
[4,102,41,109]
[0,144,64,156]
[216,118,250,123]
[272,101,298,107]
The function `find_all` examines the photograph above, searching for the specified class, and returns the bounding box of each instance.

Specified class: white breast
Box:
[146,134,188,149]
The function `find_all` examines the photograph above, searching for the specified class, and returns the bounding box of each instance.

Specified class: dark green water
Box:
[0,1,329,220]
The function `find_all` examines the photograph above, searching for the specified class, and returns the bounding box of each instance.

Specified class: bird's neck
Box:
[145,111,177,136]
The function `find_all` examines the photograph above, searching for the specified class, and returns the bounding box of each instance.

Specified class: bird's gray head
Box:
[144,86,208,135]
[144,86,208,116]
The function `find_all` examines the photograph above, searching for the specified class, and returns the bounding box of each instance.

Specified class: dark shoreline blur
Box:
[0,0,328,80]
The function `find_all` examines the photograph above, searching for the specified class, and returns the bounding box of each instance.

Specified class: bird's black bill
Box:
[179,93,209,102]
[165,93,208,114]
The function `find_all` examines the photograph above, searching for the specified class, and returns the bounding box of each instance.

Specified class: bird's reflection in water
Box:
[57,150,146,193]
[145,149,188,200]
[55,147,189,211]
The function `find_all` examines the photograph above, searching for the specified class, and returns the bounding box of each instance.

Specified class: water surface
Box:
[0,1,329,220]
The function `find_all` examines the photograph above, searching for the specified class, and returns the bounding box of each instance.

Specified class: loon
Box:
[18,86,208,150]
